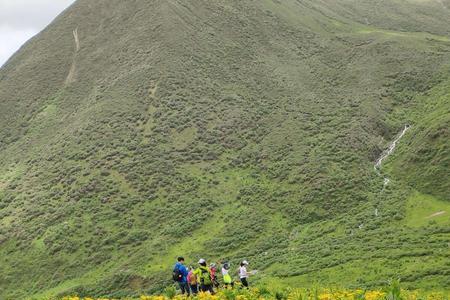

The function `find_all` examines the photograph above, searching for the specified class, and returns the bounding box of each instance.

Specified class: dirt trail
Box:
[73,28,80,52]
[427,211,446,218]
[65,64,76,85]
[65,28,80,85]
[149,83,158,98]
[437,0,448,10]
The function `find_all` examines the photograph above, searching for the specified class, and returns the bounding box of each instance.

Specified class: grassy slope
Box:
[387,74,450,201]
[0,0,449,298]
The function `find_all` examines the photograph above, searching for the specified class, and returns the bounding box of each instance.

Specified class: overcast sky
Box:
[0,0,76,67]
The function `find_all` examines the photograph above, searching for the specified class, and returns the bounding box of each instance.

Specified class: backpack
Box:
[172,267,183,282]
[200,267,212,285]
[188,272,198,285]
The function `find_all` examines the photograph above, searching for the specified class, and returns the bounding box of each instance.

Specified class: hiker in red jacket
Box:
[210,263,220,288]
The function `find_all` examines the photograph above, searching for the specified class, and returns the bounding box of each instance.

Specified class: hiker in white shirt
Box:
[239,260,250,288]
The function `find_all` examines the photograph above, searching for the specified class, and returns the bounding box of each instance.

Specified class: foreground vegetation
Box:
[56,282,449,300]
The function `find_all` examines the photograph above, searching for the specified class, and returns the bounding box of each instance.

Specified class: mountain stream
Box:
[364,125,411,221]
[374,124,411,191]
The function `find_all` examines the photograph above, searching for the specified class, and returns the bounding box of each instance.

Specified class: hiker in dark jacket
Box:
[173,256,190,296]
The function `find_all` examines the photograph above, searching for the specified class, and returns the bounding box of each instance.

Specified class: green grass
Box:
[405,192,450,228]
[356,28,450,42]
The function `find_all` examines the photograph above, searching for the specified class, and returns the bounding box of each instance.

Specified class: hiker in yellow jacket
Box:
[194,258,215,294]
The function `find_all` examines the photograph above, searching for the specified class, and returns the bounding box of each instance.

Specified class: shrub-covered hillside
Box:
[0,0,449,299]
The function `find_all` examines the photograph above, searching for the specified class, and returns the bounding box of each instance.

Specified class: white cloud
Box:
[0,0,75,29]
[0,26,38,65]
[0,0,75,67]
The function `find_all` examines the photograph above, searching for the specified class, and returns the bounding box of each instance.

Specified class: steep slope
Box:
[388,76,450,201]
[0,0,449,298]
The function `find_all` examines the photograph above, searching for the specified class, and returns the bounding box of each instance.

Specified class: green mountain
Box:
[1,0,449,298]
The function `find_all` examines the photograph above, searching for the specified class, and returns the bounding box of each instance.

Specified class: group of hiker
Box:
[173,256,255,296]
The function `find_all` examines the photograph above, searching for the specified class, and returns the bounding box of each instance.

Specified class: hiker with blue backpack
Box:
[173,257,190,296]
